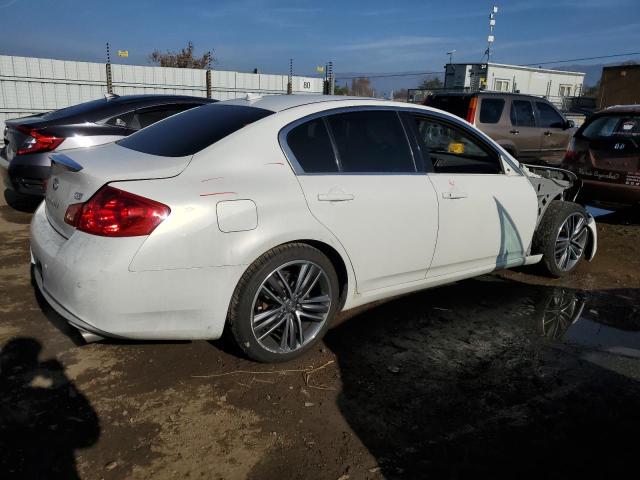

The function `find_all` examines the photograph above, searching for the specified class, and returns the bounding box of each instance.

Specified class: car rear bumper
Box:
[1,150,51,196]
[578,179,640,209]
[30,203,243,340]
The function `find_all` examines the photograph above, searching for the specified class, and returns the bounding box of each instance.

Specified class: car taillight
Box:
[16,126,65,155]
[64,186,170,237]
[563,138,579,162]
[466,96,478,124]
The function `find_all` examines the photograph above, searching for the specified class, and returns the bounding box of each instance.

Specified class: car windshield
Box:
[117,103,274,157]
[581,114,640,139]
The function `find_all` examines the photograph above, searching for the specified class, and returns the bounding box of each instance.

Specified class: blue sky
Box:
[1,0,639,77]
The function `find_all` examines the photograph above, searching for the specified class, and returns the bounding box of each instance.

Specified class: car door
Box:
[535,101,573,163]
[406,112,538,278]
[509,99,542,161]
[283,109,439,293]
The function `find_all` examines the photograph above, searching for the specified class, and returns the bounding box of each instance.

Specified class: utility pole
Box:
[105,42,113,94]
[484,5,498,63]
[328,61,334,95]
[206,50,213,99]
[287,59,293,94]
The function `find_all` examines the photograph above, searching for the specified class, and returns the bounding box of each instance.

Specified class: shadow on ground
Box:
[324,277,640,479]
[0,338,100,479]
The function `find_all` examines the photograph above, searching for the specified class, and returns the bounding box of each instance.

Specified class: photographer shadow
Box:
[0,337,100,479]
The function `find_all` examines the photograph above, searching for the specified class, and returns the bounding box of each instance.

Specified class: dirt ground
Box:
[1,191,639,480]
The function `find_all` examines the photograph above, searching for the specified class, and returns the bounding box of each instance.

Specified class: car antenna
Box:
[105,93,120,100]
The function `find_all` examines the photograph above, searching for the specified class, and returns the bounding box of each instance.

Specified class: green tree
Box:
[149,41,213,69]
[333,83,350,95]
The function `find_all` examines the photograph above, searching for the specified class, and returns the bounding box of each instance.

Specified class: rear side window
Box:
[510,100,536,127]
[479,98,505,124]
[117,104,273,157]
[424,95,472,120]
[286,118,338,173]
[535,102,565,128]
[327,111,415,173]
[134,104,198,130]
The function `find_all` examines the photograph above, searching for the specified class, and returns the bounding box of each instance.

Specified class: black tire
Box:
[227,243,340,363]
[532,200,589,278]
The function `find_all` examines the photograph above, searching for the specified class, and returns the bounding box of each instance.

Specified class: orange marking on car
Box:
[199,191,237,197]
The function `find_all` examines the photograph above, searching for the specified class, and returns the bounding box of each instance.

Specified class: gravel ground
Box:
[1,191,639,480]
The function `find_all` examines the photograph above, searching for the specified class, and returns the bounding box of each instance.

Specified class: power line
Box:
[523,51,640,67]
[333,51,640,81]
[334,70,442,80]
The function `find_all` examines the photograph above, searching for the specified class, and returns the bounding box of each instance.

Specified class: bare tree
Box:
[350,77,375,97]
[149,41,213,69]
[418,77,443,90]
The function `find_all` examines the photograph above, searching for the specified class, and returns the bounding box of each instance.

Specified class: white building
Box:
[444,62,586,101]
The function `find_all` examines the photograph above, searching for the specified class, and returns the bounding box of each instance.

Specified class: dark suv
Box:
[561,105,640,209]
[1,94,214,196]
[424,92,575,164]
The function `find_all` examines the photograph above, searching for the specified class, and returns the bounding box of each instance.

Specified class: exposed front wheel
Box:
[228,243,339,363]
[533,201,589,277]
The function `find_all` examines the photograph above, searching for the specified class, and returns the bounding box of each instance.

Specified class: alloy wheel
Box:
[554,213,588,272]
[250,261,332,354]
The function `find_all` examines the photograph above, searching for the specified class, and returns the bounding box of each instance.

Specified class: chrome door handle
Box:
[544,131,553,136]
[509,129,519,135]
[442,191,468,200]
[318,192,354,202]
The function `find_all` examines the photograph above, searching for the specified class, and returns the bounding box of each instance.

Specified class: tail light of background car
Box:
[563,138,579,163]
[64,186,170,237]
[466,96,478,124]
[16,126,65,155]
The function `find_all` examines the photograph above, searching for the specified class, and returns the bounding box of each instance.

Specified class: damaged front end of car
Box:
[522,163,597,262]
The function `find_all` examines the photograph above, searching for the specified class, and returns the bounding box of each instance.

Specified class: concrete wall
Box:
[0,55,324,144]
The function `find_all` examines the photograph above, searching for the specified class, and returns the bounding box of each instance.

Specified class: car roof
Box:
[222,94,386,112]
[104,94,215,105]
[427,91,549,101]
[601,104,640,114]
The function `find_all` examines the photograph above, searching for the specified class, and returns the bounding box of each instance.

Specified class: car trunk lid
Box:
[587,136,640,174]
[45,143,190,238]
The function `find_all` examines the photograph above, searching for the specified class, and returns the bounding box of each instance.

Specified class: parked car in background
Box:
[1,94,214,197]
[561,105,640,209]
[424,92,576,164]
[30,95,596,363]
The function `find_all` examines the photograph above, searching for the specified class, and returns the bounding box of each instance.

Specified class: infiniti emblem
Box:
[52,177,59,190]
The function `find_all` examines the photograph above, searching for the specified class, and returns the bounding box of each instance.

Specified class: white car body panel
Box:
[29,95,592,342]
[298,174,438,292]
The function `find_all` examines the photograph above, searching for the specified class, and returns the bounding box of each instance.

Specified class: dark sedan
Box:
[561,105,640,209]
[1,94,214,197]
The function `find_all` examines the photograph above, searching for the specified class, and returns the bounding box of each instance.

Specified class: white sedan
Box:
[30,95,597,362]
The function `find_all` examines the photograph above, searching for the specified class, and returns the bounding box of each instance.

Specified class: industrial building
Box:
[597,64,640,109]
[443,62,586,106]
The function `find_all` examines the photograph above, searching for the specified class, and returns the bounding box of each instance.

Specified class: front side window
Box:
[535,102,565,129]
[510,100,536,127]
[412,116,502,174]
[479,98,505,124]
[286,118,338,173]
[326,111,415,173]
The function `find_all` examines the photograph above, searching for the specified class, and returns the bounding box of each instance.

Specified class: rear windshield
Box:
[117,104,274,157]
[424,95,472,119]
[42,98,111,121]
[581,114,640,139]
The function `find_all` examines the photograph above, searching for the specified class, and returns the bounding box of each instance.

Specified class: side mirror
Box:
[565,120,575,130]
